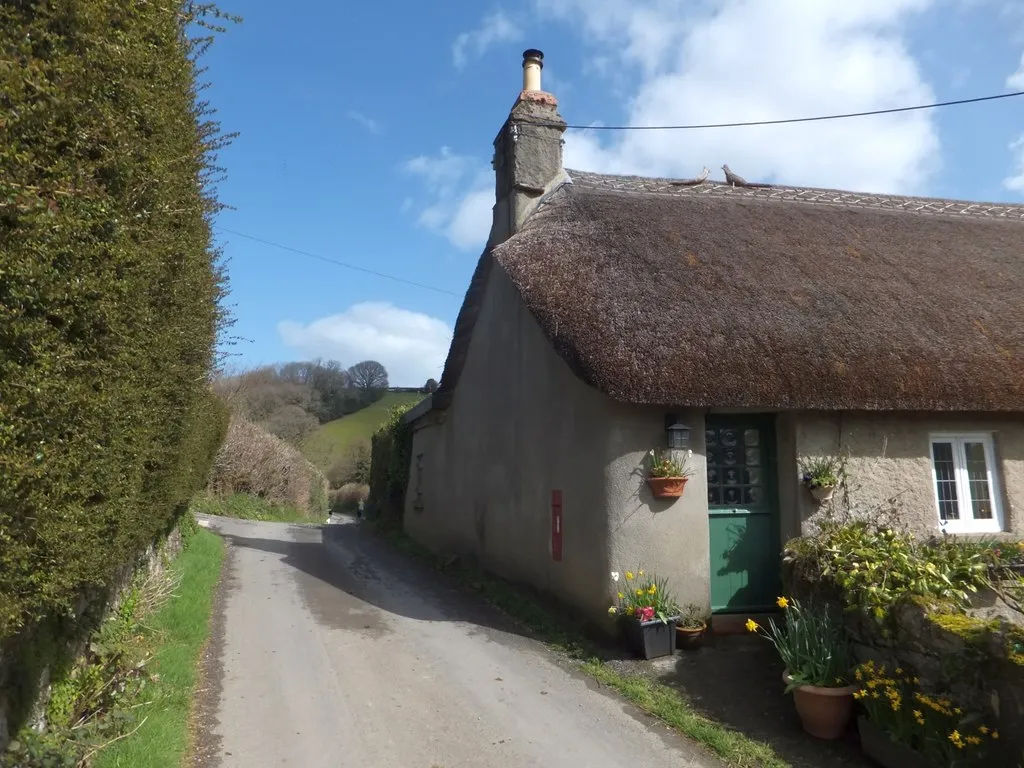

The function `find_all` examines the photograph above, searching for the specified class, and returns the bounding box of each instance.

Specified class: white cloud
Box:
[1008,52,1024,89]
[452,10,522,70]
[347,110,381,134]
[278,302,452,387]
[403,147,493,250]
[1004,134,1024,192]
[541,0,942,194]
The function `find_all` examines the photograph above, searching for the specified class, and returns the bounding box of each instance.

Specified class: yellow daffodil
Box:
[745,618,759,632]
[638,569,645,576]
[608,606,617,615]
[949,731,964,750]
[966,736,982,746]
[647,585,657,595]
[625,571,634,580]
[635,589,644,596]
[776,596,789,609]
[617,592,624,599]
[979,726,989,735]
[992,731,999,740]
[913,710,923,719]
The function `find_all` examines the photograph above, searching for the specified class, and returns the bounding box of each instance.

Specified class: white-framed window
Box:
[929,433,1004,534]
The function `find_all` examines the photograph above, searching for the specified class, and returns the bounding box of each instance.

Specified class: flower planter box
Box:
[648,477,687,498]
[625,617,678,659]
[857,716,939,768]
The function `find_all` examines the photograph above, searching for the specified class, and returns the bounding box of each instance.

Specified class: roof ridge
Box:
[564,169,1024,221]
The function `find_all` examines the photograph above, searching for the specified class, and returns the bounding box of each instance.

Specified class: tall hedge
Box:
[0,0,232,642]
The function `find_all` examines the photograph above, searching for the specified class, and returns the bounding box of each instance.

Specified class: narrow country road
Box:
[191,515,719,768]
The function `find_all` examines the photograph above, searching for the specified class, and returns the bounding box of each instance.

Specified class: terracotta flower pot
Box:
[648,477,687,498]
[783,672,856,739]
[809,485,836,502]
[676,622,707,650]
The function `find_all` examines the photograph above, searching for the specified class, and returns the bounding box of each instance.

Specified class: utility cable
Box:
[214,226,462,297]
[532,90,1024,131]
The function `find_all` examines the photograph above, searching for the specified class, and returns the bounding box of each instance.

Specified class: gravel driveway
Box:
[190,515,720,768]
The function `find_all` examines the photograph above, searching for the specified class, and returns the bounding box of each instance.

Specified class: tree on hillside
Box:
[348,360,388,392]
[423,378,439,394]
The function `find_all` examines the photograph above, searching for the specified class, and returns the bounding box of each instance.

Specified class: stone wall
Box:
[0,524,185,751]
[789,565,1024,765]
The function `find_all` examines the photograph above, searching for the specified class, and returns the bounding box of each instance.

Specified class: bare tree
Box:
[348,360,388,391]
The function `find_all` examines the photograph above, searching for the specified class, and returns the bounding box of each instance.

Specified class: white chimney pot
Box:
[522,49,543,92]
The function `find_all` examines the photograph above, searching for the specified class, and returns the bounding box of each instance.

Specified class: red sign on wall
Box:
[551,490,563,562]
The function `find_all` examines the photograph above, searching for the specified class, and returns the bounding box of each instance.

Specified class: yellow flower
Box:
[855,669,863,681]
[872,691,880,699]
[648,585,657,595]
[913,710,923,719]
[635,589,644,596]
[949,730,963,746]
[966,736,982,746]
[608,606,617,615]
[992,731,999,740]
[979,726,989,735]
[638,569,645,576]
[745,619,759,633]
[617,592,624,599]
[625,571,635,580]
[853,690,866,700]
[776,596,789,609]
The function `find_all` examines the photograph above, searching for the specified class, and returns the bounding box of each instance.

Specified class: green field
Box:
[302,391,424,471]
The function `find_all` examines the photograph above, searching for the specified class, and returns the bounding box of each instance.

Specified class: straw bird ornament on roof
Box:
[722,164,771,188]
[670,167,710,187]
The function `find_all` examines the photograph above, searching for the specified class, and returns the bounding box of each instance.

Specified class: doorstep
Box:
[710,612,781,636]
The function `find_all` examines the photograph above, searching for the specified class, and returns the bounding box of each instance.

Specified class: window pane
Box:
[931,442,959,520]
[963,442,993,520]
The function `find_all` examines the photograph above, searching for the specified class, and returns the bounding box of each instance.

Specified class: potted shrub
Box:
[675,603,709,649]
[646,449,695,499]
[747,596,856,739]
[799,455,843,502]
[608,568,680,659]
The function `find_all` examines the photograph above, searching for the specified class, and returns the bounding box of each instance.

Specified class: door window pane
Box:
[931,441,959,521]
[707,424,766,508]
[963,442,993,520]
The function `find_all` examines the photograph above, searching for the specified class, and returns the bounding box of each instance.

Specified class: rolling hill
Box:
[301,391,425,471]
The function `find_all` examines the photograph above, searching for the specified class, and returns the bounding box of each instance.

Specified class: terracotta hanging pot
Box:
[648,477,687,498]
[809,485,836,502]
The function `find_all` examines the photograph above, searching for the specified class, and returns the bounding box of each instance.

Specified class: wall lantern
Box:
[665,416,691,450]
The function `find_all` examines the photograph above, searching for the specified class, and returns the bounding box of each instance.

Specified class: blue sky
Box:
[205,0,1024,386]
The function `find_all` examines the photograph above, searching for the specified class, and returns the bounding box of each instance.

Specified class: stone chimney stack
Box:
[490,49,568,245]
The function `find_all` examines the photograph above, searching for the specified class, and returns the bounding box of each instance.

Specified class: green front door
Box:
[706,416,781,613]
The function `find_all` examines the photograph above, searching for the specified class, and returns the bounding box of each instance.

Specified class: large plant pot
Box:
[809,485,836,502]
[648,477,688,499]
[783,672,856,739]
[676,622,707,650]
[625,617,678,659]
[857,716,938,768]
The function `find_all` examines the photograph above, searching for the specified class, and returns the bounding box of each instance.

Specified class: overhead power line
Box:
[549,90,1024,131]
[214,226,462,297]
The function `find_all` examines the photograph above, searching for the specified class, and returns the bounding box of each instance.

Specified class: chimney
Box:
[490,49,568,245]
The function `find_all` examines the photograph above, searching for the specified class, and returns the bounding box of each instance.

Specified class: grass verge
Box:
[92,528,224,768]
[373,524,788,768]
[191,492,320,524]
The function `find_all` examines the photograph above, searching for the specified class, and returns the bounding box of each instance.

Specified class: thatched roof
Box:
[436,170,1024,412]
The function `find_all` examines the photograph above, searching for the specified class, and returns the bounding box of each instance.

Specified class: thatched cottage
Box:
[402,50,1024,624]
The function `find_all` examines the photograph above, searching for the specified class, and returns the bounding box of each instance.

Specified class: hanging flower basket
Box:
[809,485,836,502]
[648,476,688,498]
